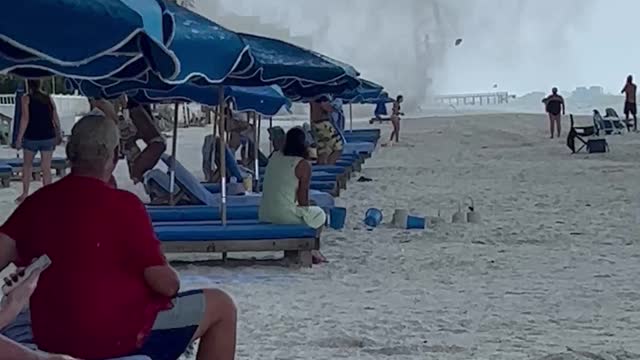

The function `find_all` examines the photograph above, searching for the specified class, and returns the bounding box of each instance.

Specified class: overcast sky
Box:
[204,0,639,99]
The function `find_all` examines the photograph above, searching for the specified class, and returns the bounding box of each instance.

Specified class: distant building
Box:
[572,86,604,102]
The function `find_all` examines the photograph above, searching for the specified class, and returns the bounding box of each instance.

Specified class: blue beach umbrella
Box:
[231,33,359,86]
[92,1,251,96]
[0,0,179,80]
[337,79,385,104]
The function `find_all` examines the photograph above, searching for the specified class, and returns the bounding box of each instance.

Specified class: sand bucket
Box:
[406,215,426,229]
[329,207,347,230]
[364,208,383,227]
[393,209,426,229]
[466,197,481,224]
[451,201,466,224]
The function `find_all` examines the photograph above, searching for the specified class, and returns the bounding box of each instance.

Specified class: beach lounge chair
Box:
[0,164,11,187]
[604,108,631,132]
[593,109,625,135]
[567,114,607,153]
[156,222,319,266]
[0,157,69,180]
[146,155,335,209]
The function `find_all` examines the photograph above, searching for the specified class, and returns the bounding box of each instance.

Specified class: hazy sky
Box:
[202,0,640,103]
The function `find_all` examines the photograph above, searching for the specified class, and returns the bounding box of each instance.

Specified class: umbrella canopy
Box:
[0,0,179,80]
[132,85,290,117]
[231,33,359,85]
[336,79,384,104]
[71,78,289,117]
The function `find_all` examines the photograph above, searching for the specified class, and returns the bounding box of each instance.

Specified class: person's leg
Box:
[192,289,237,360]
[327,149,342,165]
[548,113,554,138]
[16,149,36,203]
[316,152,328,165]
[40,149,53,186]
[137,289,236,360]
[128,104,167,183]
[395,119,401,142]
[555,115,561,138]
[389,118,397,142]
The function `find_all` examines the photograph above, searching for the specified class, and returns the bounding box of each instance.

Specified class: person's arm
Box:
[90,99,118,124]
[16,96,30,149]
[561,96,566,115]
[622,85,627,94]
[123,194,180,297]
[49,97,63,144]
[294,160,311,207]
[0,336,78,360]
[0,195,35,269]
[0,233,17,272]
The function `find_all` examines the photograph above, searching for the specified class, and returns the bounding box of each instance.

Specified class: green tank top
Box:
[258,151,326,228]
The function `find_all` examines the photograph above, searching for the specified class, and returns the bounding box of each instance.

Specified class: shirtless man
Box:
[621,75,637,131]
[542,88,565,139]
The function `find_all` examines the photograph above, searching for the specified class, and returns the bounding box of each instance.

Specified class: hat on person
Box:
[66,114,120,164]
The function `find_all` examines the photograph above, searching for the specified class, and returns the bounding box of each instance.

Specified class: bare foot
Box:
[311,250,327,264]
[15,194,27,204]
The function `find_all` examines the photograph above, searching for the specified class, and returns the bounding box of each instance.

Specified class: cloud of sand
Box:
[201,0,640,105]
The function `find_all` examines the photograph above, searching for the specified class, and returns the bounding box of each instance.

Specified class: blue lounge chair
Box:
[0,163,12,187]
[156,222,319,266]
[145,156,334,207]
[0,156,69,179]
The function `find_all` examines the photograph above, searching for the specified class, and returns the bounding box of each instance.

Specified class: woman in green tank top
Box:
[259,128,326,230]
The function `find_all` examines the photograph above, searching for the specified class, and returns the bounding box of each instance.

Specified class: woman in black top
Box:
[15,79,62,203]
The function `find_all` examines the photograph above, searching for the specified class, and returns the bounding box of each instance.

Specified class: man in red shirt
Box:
[0,113,237,360]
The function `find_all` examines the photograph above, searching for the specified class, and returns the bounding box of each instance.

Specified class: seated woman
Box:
[259,127,326,231]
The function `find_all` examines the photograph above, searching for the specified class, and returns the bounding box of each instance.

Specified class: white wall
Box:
[0,94,90,137]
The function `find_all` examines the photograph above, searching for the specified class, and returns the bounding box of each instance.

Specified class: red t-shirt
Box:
[0,175,171,359]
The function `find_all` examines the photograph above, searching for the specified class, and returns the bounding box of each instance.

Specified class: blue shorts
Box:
[23,138,56,153]
[130,290,205,360]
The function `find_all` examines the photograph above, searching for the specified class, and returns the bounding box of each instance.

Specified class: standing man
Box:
[542,87,565,139]
[621,75,637,131]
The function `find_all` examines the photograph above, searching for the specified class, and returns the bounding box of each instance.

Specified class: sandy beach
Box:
[1,112,640,359]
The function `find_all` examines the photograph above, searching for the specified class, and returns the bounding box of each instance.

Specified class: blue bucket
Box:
[329,207,347,230]
[364,208,383,227]
[406,215,426,229]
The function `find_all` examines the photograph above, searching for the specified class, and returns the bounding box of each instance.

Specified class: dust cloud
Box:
[200,0,640,108]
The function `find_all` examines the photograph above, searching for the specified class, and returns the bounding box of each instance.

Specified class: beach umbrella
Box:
[0,0,179,80]
[230,33,359,87]
[67,6,362,225]
[88,1,250,96]
[337,79,384,104]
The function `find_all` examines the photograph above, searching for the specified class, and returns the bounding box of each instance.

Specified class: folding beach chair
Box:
[567,114,608,154]
[593,109,625,135]
[604,108,632,132]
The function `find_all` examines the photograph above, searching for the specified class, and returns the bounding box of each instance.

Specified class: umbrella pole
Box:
[349,103,353,132]
[269,116,273,153]
[254,113,261,187]
[169,102,179,205]
[218,89,227,226]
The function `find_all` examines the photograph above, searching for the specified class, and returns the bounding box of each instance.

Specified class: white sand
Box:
[1,113,640,359]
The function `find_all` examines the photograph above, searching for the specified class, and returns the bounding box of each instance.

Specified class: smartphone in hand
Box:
[1,255,52,295]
